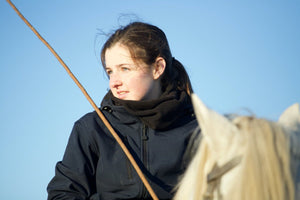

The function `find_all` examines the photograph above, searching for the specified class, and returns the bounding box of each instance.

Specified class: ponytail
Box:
[161,57,193,95]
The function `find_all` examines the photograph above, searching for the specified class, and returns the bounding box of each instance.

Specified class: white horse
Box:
[174,94,300,200]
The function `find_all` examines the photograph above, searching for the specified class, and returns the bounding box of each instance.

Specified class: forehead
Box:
[105,43,133,67]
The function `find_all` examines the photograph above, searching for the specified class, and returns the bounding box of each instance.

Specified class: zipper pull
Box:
[142,133,148,140]
[142,125,148,140]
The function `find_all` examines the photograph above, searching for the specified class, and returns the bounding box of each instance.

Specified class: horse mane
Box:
[174,116,295,200]
[232,116,294,200]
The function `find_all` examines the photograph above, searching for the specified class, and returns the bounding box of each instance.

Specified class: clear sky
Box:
[0,1,299,199]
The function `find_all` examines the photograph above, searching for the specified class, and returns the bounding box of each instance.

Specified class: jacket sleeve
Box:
[47,120,99,200]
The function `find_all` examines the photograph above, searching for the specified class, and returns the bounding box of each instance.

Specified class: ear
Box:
[191,94,240,158]
[152,57,166,80]
[278,103,300,133]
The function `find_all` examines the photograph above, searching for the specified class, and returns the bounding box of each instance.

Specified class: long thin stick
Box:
[6,1,159,200]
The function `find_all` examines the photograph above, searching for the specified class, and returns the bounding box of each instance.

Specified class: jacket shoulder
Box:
[76,110,104,128]
[71,110,111,140]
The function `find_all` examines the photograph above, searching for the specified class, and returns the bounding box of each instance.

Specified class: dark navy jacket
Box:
[47,96,198,200]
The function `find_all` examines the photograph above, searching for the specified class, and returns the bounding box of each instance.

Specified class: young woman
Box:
[47,22,199,200]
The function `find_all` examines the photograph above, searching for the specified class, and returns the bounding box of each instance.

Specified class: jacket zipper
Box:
[141,124,149,199]
[124,136,133,180]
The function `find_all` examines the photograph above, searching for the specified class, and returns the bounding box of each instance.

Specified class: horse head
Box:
[174,94,300,200]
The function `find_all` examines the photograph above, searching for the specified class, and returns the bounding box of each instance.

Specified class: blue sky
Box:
[1,1,299,199]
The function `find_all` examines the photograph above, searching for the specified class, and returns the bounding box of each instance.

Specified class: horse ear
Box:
[190,93,212,130]
[191,94,239,157]
[278,103,300,133]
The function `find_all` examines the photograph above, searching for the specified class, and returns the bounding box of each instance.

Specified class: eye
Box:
[121,67,130,71]
[106,69,112,76]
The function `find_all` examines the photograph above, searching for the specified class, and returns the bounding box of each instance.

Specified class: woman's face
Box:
[105,43,162,101]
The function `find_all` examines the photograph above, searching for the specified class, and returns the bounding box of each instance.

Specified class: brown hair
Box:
[101,22,193,94]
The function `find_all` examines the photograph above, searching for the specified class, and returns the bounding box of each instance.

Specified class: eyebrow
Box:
[105,63,132,70]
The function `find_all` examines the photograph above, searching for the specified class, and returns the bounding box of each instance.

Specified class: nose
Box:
[109,73,122,89]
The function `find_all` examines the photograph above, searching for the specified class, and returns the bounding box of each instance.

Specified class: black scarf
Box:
[104,85,194,130]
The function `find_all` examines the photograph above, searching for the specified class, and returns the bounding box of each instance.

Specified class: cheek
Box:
[129,76,151,91]
[129,73,155,98]
[108,79,113,89]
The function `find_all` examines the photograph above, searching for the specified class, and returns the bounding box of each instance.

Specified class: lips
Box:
[117,91,128,95]
[116,91,129,99]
